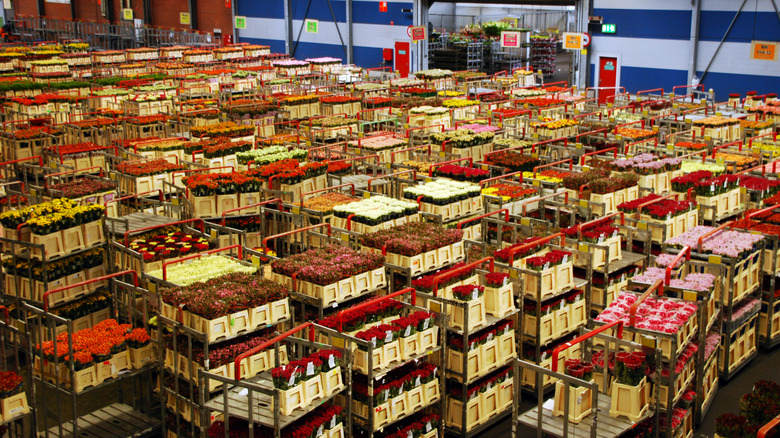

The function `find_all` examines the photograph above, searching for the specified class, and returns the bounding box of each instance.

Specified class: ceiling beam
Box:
[431,0,574,5]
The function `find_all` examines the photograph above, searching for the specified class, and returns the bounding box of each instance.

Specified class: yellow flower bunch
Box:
[442,99,480,108]
[521,172,563,183]
[438,90,465,97]
[753,142,780,157]
[531,119,579,129]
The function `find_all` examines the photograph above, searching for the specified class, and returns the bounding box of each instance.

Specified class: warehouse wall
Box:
[589,0,780,99]
[235,0,414,68]
[9,0,231,36]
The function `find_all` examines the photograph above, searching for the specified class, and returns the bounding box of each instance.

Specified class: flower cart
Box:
[23,270,160,437]
[359,221,465,283]
[63,117,123,148]
[0,121,63,162]
[114,156,188,196]
[514,319,662,438]
[156,267,294,436]
[196,322,349,438]
[407,257,518,437]
[43,142,117,174]
[0,306,34,436]
[271,241,387,315]
[123,115,173,140]
[111,218,215,284]
[313,288,443,437]
[203,197,289,251]
[403,178,483,224]
[663,224,764,381]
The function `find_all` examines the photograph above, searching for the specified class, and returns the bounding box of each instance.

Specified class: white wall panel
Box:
[590,36,691,70]
[702,0,777,12]
[696,41,780,76]
[594,0,691,11]
[239,18,407,49]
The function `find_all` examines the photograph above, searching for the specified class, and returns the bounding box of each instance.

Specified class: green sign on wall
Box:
[305,19,319,33]
[235,16,247,29]
[602,23,616,34]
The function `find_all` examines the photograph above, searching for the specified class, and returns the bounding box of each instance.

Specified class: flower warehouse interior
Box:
[0,0,779,437]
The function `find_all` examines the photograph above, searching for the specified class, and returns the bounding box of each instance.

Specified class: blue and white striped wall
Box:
[590,0,780,99]
[236,0,413,69]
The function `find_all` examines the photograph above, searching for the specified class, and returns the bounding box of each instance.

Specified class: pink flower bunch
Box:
[704,333,720,361]
[271,244,384,286]
[655,253,684,269]
[595,292,697,333]
[730,298,760,322]
[666,226,764,259]
[457,123,500,133]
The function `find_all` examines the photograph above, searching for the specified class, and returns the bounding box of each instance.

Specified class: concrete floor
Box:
[473,346,780,438]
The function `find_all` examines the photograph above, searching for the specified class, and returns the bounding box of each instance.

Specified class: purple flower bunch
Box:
[359,222,463,256]
[271,244,385,286]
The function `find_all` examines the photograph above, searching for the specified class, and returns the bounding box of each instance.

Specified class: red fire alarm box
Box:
[383,48,393,61]
[379,1,387,12]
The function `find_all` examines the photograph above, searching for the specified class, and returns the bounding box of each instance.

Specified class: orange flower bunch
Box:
[35,319,150,370]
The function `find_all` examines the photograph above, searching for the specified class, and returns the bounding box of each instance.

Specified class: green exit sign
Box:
[602,23,616,33]
[305,19,319,33]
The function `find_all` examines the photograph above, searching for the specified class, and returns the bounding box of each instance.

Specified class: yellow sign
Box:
[122,8,133,20]
[180,12,191,25]
[751,40,779,61]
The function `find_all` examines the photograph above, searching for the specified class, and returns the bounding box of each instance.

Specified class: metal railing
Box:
[10,16,214,50]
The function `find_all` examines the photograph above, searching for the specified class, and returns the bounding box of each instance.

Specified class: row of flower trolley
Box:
[0,42,777,438]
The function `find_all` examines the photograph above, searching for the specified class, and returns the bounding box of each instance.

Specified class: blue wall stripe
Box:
[237,1,413,25]
[291,1,413,25]
[237,1,284,19]
[593,8,691,40]
[698,11,780,43]
[697,71,780,101]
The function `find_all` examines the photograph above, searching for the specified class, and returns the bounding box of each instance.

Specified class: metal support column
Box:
[143,0,152,26]
[37,0,44,18]
[413,0,430,72]
[687,0,701,86]
[189,0,198,30]
[574,0,590,90]
[345,0,353,64]
[284,0,293,54]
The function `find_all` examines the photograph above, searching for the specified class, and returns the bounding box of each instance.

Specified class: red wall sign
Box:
[409,26,426,42]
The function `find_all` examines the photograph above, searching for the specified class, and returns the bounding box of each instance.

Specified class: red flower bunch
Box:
[409,311,435,331]
[183,171,262,196]
[740,175,780,194]
[485,272,510,287]
[363,97,392,108]
[402,87,436,96]
[433,164,489,182]
[8,125,62,140]
[515,97,565,107]
[125,328,151,348]
[320,95,360,104]
[494,237,545,263]
[327,160,351,175]
[615,351,646,386]
[116,158,186,177]
[313,349,342,372]
[484,151,541,172]
[479,93,507,103]
[271,364,300,390]
[129,231,213,262]
[486,183,537,200]
[392,316,418,337]
[382,413,440,438]
[0,371,23,398]
[564,358,594,384]
[49,142,103,156]
[412,261,476,292]
[452,284,484,301]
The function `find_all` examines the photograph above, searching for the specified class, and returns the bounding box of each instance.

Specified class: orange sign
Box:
[562,33,583,50]
[751,41,778,61]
